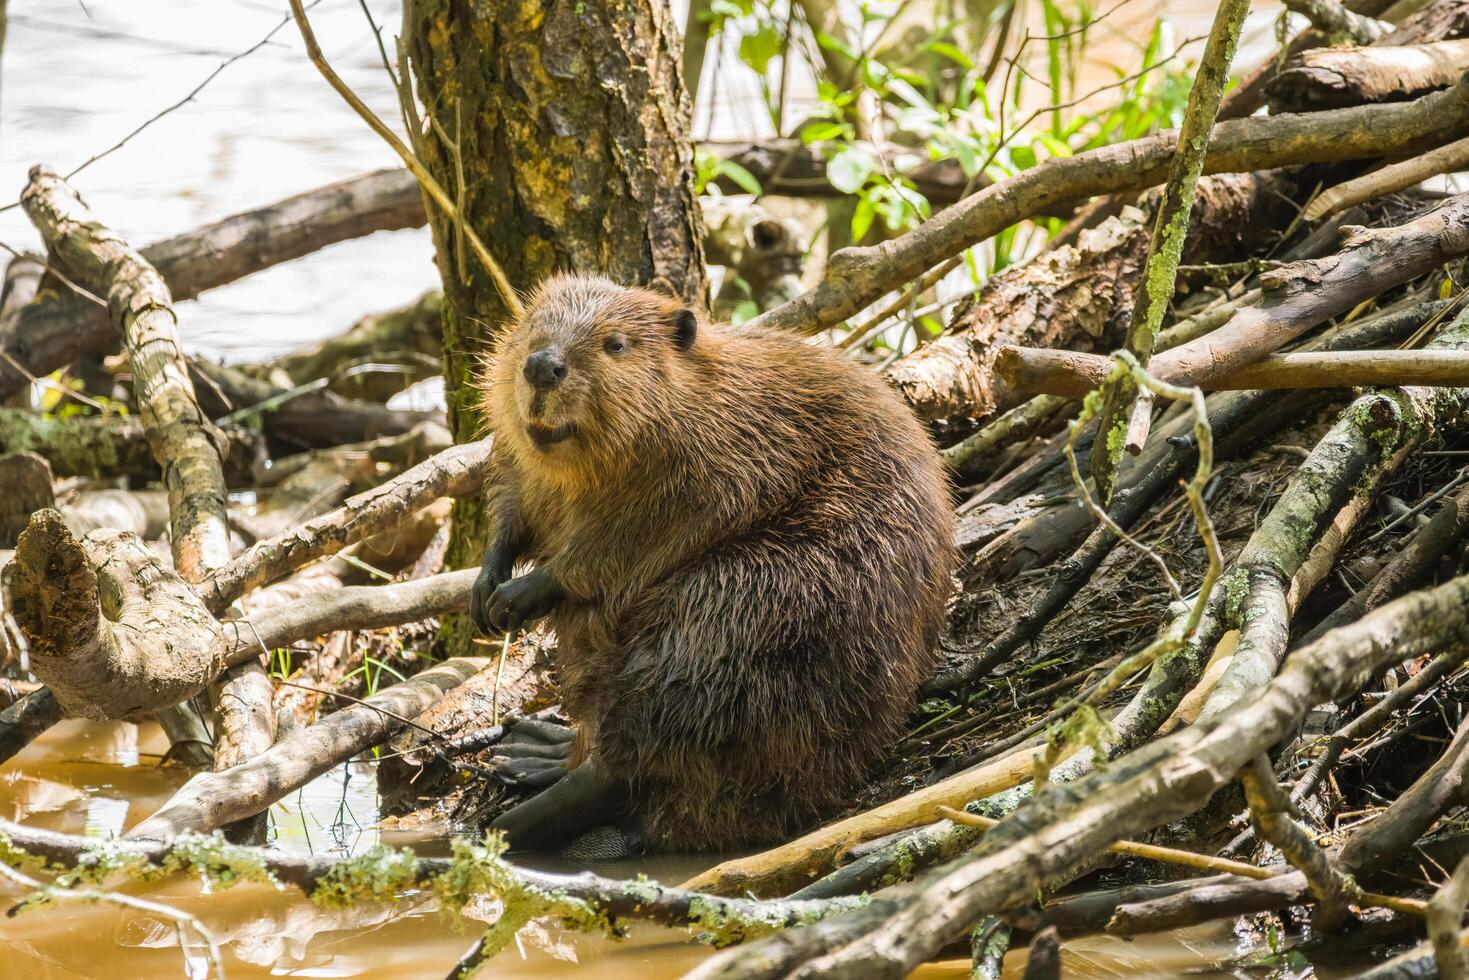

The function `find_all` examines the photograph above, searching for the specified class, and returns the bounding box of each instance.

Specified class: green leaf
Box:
[851,195,877,241]
[826,145,875,194]
[716,159,763,195]
[800,121,847,143]
[739,22,782,75]
[925,41,973,69]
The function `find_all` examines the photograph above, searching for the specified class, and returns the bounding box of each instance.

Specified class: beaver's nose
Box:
[523,349,567,391]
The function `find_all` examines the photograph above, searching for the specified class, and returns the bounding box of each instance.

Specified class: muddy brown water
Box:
[0,721,1302,979]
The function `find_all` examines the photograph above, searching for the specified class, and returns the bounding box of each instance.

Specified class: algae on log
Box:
[1090,0,1247,503]
[402,0,707,656]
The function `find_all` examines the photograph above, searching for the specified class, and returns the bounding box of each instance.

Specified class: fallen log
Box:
[7,511,224,721]
[0,407,264,483]
[745,75,1469,338]
[998,347,1469,397]
[1267,37,1469,112]
[125,656,489,839]
[0,168,426,401]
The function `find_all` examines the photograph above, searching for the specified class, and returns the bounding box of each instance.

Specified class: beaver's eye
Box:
[603,336,627,355]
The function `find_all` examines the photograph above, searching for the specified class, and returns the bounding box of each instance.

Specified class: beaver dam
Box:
[8,0,1469,977]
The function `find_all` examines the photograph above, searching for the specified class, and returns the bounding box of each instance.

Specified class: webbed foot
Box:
[487,717,575,789]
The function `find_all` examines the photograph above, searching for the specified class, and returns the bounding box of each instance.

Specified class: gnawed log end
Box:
[9,508,100,659]
[7,508,226,721]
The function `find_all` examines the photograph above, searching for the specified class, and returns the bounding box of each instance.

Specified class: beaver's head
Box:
[484,274,700,479]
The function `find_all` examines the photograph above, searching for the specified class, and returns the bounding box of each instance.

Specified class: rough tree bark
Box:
[402,0,707,656]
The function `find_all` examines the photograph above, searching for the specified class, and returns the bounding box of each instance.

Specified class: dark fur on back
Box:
[479,274,955,849]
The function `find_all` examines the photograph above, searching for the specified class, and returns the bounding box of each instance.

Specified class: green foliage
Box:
[706,0,1198,296]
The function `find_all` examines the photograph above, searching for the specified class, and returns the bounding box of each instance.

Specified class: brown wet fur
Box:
[478,274,955,851]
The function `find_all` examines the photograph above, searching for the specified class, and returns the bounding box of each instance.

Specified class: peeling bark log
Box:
[747,76,1469,338]
[888,171,1301,421]
[887,211,1149,422]
[1215,0,1450,121]
[1267,38,1469,112]
[7,510,226,720]
[1301,479,1469,644]
[125,656,489,839]
[0,169,427,401]
[199,437,492,613]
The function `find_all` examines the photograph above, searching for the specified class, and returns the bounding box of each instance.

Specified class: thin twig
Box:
[286,0,523,319]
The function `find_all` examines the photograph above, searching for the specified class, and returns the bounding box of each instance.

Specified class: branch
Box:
[126,657,489,839]
[1239,755,1359,931]
[198,437,493,614]
[0,819,863,951]
[1090,0,1248,501]
[689,572,1469,977]
[999,347,1469,396]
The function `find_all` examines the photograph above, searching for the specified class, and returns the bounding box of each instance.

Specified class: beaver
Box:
[470,274,954,853]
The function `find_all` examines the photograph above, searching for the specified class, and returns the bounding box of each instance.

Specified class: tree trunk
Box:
[402,0,706,656]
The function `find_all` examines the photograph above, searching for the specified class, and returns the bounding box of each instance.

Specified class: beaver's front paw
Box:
[486,567,564,632]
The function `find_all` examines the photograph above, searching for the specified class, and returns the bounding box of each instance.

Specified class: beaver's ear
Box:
[671,308,697,352]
